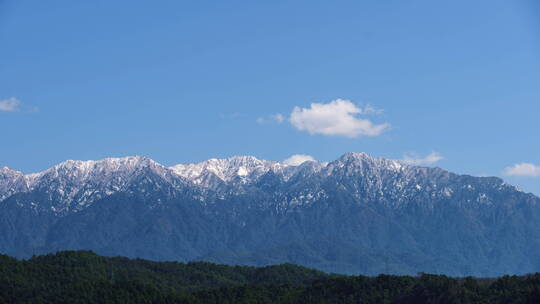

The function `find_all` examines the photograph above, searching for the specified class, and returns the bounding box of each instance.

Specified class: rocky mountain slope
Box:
[1,152,538,276]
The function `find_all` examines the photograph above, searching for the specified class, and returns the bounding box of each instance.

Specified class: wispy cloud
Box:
[0,97,38,113]
[257,113,285,124]
[288,99,389,138]
[272,113,285,124]
[362,104,385,115]
[504,163,540,177]
[283,154,316,166]
[401,152,444,166]
[0,97,21,112]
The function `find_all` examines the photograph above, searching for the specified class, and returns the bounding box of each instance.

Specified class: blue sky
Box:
[1,0,539,194]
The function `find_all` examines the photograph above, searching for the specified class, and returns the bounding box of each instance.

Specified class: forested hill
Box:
[1,251,540,303]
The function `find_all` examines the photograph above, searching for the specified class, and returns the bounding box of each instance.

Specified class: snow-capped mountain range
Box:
[1,154,310,209]
[0,152,522,213]
[0,152,538,277]
[2,155,298,194]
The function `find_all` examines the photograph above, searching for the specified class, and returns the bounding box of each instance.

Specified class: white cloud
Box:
[257,113,285,124]
[504,163,540,177]
[289,99,389,138]
[0,97,21,112]
[283,154,316,166]
[401,152,444,166]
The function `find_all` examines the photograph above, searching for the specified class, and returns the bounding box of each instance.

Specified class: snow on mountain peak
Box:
[0,156,180,214]
[0,167,26,201]
[2,153,404,197]
[34,156,162,183]
[0,152,528,218]
[0,166,22,176]
[169,155,288,184]
[333,152,405,172]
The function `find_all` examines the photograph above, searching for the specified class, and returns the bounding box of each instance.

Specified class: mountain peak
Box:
[343,151,370,157]
[43,156,159,175]
[169,155,286,184]
[334,152,404,172]
[0,166,22,176]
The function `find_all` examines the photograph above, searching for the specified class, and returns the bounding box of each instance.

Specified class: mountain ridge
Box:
[0,152,538,277]
[2,152,520,202]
